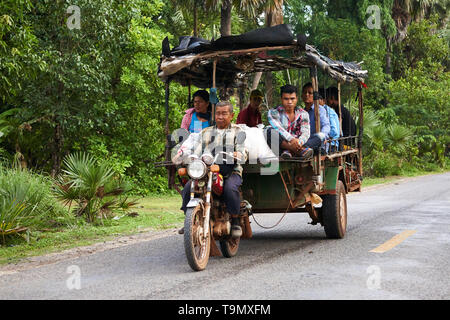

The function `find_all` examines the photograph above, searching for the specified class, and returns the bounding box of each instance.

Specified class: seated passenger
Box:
[266,84,313,159]
[236,89,263,127]
[300,83,331,154]
[326,86,356,138]
[318,88,340,152]
[180,89,212,133]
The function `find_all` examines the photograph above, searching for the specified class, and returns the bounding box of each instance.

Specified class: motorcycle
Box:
[174,150,252,271]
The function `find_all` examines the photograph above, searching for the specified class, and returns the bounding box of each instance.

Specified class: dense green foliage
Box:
[1,0,182,193]
[1,0,449,195]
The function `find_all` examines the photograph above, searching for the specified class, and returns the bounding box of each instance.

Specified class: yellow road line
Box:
[370,230,417,253]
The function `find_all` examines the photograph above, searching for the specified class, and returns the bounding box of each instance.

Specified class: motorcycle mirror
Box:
[171,128,190,144]
[236,131,246,144]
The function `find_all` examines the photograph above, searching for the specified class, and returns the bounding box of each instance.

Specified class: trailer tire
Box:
[322,180,347,239]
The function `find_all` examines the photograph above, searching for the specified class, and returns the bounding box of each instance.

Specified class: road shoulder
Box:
[0,228,178,276]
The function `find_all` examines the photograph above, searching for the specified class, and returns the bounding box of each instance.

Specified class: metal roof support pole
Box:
[188,80,191,107]
[164,80,170,161]
[310,67,320,135]
[212,58,217,124]
[164,79,173,189]
[357,83,364,179]
[337,82,345,148]
[338,82,343,136]
[310,66,321,178]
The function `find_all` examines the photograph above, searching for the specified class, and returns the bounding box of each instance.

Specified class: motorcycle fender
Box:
[187,198,203,209]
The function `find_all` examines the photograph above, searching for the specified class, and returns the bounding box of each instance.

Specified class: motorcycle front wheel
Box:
[184,204,210,271]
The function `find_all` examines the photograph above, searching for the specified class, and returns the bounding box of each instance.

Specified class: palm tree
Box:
[383,0,448,76]
[170,0,269,37]
[387,124,413,155]
[55,152,136,223]
[250,0,284,90]
[262,0,284,106]
[205,0,269,36]
[392,0,449,42]
[411,0,449,22]
[356,109,383,151]
[169,0,209,37]
[265,0,284,27]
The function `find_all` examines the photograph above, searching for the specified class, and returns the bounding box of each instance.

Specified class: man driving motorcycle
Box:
[177,101,248,238]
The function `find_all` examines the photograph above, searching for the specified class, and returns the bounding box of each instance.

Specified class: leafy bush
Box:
[54,153,137,223]
[0,165,69,244]
[364,152,402,177]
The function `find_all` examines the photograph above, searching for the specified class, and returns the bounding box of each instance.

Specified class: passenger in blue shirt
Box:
[181,90,212,133]
[189,111,211,133]
[301,83,331,154]
[319,88,340,152]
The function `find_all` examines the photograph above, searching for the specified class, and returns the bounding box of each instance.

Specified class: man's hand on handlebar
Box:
[233,151,244,162]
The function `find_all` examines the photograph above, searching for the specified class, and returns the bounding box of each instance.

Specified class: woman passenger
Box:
[181,90,212,133]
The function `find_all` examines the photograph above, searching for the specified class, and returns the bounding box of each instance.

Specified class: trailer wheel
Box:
[322,180,347,239]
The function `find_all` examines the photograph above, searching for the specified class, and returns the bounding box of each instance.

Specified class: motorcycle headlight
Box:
[187,160,207,179]
[201,153,214,165]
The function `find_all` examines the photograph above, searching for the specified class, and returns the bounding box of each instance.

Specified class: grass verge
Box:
[362,168,449,187]
[0,194,183,265]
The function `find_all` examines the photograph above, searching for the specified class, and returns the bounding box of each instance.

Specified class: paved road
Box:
[1,173,449,300]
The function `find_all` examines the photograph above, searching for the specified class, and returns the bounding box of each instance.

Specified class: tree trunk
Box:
[265,1,284,27]
[382,26,392,107]
[220,0,232,36]
[264,72,274,107]
[51,81,64,178]
[193,0,198,37]
[14,141,26,169]
[238,86,244,111]
[392,1,411,43]
[252,72,262,90]
[385,36,392,76]
[264,1,283,107]
[216,0,232,100]
[51,117,63,177]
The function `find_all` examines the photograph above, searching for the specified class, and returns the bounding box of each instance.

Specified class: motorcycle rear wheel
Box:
[219,237,240,258]
[184,204,210,271]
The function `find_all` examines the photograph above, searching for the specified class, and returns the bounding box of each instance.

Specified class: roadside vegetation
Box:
[0,1,448,260]
[0,163,70,245]
[0,190,182,265]
[0,152,183,264]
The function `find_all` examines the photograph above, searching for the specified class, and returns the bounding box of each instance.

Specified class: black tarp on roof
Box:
[168,24,295,57]
[158,24,368,88]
